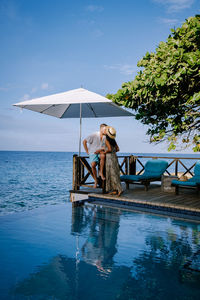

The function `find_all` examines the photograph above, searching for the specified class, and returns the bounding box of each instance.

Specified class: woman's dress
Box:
[105,145,123,193]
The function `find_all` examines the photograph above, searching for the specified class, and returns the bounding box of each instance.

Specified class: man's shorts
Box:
[89,154,100,164]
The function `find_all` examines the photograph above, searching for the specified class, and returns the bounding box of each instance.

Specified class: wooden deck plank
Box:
[70,183,200,217]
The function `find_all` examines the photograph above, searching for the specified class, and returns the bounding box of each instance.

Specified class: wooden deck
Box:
[70,183,200,221]
[71,154,200,221]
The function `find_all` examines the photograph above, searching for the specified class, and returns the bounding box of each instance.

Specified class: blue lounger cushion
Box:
[120,174,160,181]
[171,180,198,187]
[121,160,168,181]
[171,161,200,187]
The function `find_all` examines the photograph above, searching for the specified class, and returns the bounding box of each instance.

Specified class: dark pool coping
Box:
[88,195,200,222]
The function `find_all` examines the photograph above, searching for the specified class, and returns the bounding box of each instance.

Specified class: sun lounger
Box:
[120,160,168,191]
[171,161,200,195]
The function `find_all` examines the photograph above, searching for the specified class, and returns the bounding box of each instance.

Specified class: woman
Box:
[104,126,123,196]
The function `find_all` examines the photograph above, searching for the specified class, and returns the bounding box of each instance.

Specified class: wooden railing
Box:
[72,154,200,191]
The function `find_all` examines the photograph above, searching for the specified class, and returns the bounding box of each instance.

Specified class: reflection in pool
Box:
[0,203,200,299]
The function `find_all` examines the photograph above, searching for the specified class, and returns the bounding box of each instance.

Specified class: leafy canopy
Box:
[108,15,200,151]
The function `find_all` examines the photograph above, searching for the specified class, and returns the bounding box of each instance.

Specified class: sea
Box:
[0,151,73,215]
[1,150,200,216]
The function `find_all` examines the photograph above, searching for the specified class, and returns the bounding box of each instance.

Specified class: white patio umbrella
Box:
[13,88,133,155]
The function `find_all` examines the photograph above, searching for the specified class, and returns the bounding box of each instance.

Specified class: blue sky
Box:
[0,0,199,153]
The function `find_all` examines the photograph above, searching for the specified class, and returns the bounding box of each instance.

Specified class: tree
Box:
[108,15,200,151]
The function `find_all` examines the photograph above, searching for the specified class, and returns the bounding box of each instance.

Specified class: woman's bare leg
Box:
[108,190,117,195]
[117,191,123,196]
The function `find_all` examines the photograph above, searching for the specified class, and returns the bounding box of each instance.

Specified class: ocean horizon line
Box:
[0,149,200,156]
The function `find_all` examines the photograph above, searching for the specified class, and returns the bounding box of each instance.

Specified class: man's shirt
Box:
[85,131,106,154]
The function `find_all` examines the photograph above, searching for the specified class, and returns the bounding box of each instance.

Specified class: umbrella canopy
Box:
[13,88,134,154]
[13,88,133,118]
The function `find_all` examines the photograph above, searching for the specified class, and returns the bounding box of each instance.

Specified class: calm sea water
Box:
[0,151,73,215]
[0,151,200,299]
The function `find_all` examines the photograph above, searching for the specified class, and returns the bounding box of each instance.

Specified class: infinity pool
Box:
[0,203,200,299]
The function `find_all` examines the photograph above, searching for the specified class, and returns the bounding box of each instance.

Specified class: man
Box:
[83,124,107,188]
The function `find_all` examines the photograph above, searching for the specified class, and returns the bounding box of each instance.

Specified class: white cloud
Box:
[104,64,137,76]
[30,83,50,94]
[41,83,49,90]
[86,5,104,12]
[158,17,179,25]
[22,94,30,101]
[153,0,194,12]
[20,83,50,101]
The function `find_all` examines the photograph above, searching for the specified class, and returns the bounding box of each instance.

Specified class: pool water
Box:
[0,202,200,300]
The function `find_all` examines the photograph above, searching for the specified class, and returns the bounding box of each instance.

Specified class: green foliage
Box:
[108,15,200,151]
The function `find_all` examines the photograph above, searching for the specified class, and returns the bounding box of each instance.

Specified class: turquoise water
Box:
[0,151,200,299]
[0,203,200,299]
[0,151,73,215]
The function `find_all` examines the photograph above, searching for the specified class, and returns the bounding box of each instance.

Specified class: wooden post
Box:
[175,159,178,177]
[81,161,84,181]
[77,156,82,188]
[73,154,79,191]
[129,155,136,175]
[125,157,128,175]
[72,154,77,190]
[77,156,80,190]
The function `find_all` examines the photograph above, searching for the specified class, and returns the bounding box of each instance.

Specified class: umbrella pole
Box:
[79,103,82,156]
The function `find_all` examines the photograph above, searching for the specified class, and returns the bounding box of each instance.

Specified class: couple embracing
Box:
[83,124,123,196]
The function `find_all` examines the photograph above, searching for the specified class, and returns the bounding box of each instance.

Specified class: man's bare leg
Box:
[91,162,98,188]
[99,153,106,180]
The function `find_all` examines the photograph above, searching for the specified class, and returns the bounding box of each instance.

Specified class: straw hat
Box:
[106,126,116,139]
